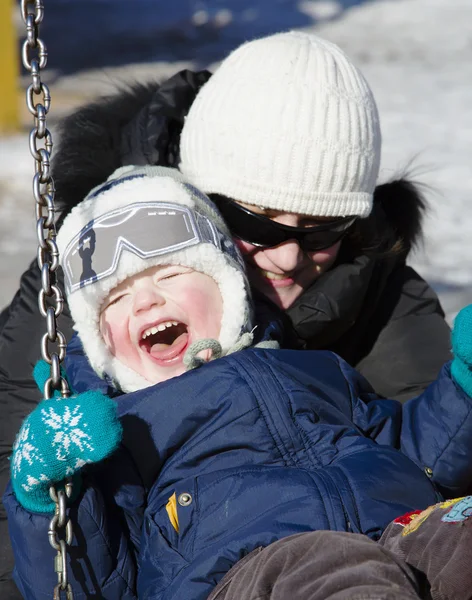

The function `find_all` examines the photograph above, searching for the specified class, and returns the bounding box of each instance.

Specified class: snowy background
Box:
[1,0,471,319]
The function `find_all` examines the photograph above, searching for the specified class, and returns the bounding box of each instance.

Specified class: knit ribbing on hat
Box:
[57,166,253,392]
[180,31,381,218]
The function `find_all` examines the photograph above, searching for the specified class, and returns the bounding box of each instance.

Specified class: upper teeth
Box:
[142,321,178,339]
[261,270,287,280]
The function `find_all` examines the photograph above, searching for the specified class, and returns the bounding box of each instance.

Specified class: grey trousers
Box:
[208,531,422,600]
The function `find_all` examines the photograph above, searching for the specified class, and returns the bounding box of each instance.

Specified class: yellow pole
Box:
[0,0,19,133]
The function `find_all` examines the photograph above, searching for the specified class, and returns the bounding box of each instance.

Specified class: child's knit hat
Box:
[180,31,381,218]
[56,166,253,392]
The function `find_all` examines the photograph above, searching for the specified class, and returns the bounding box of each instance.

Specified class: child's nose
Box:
[132,289,165,314]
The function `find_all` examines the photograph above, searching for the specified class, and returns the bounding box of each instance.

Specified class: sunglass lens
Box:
[302,230,347,251]
[302,218,356,251]
[216,200,285,248]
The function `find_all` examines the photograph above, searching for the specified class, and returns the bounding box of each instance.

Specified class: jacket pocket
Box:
[145,479,198,560]
[191,466,334,555]
[139,502,191,597]
[328,444,440,539]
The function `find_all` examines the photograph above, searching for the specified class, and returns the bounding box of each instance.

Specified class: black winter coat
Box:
[284,217,452,401]
[0,70,451,597]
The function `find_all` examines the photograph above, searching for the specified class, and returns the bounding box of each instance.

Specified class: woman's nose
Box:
[265,239,304,273]
[132,288,165,314]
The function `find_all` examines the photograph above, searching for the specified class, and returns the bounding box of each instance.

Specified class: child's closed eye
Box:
[103,294,126,309]
[157,267,193,283]
[160,273,181,281]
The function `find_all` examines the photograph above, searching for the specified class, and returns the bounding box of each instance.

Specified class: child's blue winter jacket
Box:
[5,346,472,600]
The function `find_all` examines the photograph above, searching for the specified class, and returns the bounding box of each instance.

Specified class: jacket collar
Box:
[286,253,377,347]
[284,178,426,348]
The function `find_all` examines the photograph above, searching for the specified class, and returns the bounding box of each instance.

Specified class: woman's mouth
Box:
[258,269,295,288]
[139,321,189,364]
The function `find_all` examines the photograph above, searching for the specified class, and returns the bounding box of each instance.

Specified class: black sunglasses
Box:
[210,195,357,252]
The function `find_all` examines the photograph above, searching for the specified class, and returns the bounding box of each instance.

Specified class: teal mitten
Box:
[451,304,472,398]
[11,361,122,513]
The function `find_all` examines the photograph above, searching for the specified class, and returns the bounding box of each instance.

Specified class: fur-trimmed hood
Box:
[371,178,426,256]
[53,70,211,225]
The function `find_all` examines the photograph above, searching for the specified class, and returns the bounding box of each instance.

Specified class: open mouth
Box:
[260,269,293,281]
[139,321,189,362]
[255,267,295,288]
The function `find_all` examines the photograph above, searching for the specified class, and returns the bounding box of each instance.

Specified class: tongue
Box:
[149,332,189,362]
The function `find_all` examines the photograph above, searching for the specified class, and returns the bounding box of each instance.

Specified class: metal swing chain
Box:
[21,2,74,599]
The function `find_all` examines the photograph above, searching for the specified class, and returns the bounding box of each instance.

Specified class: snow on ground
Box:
[1,0,471,320]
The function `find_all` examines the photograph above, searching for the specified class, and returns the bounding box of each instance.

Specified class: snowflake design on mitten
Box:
[11,423,44,477]
[12,382,122,513]
[41,403,94,462]
[11,423,50,493]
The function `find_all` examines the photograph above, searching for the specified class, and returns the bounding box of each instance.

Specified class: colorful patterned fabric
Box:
[381,496,472,600]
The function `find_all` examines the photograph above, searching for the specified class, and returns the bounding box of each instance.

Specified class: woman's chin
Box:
[254,280,304,310]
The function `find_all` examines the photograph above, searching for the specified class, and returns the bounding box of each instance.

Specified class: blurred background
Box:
[1,0,471,320]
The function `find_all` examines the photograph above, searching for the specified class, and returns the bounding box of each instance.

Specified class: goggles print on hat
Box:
[62,201,225,294]
[211,195,357,252]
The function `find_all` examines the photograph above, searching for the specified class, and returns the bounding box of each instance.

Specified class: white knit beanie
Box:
[57,166,253,392]
[180,31,381,218]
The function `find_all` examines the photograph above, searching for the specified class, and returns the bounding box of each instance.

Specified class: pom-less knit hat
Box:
[180,31,381,218]
[56,166,253,392]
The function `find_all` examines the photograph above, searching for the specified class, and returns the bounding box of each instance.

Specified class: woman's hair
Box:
[344,178,427,260]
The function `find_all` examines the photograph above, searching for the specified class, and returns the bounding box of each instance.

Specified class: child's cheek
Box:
[101,308,131,358]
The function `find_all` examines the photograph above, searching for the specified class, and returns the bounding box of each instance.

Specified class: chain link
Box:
[21,2,74,598]
[48,484,74,600]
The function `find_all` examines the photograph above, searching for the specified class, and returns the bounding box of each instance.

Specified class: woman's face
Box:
[234,203,343,310]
